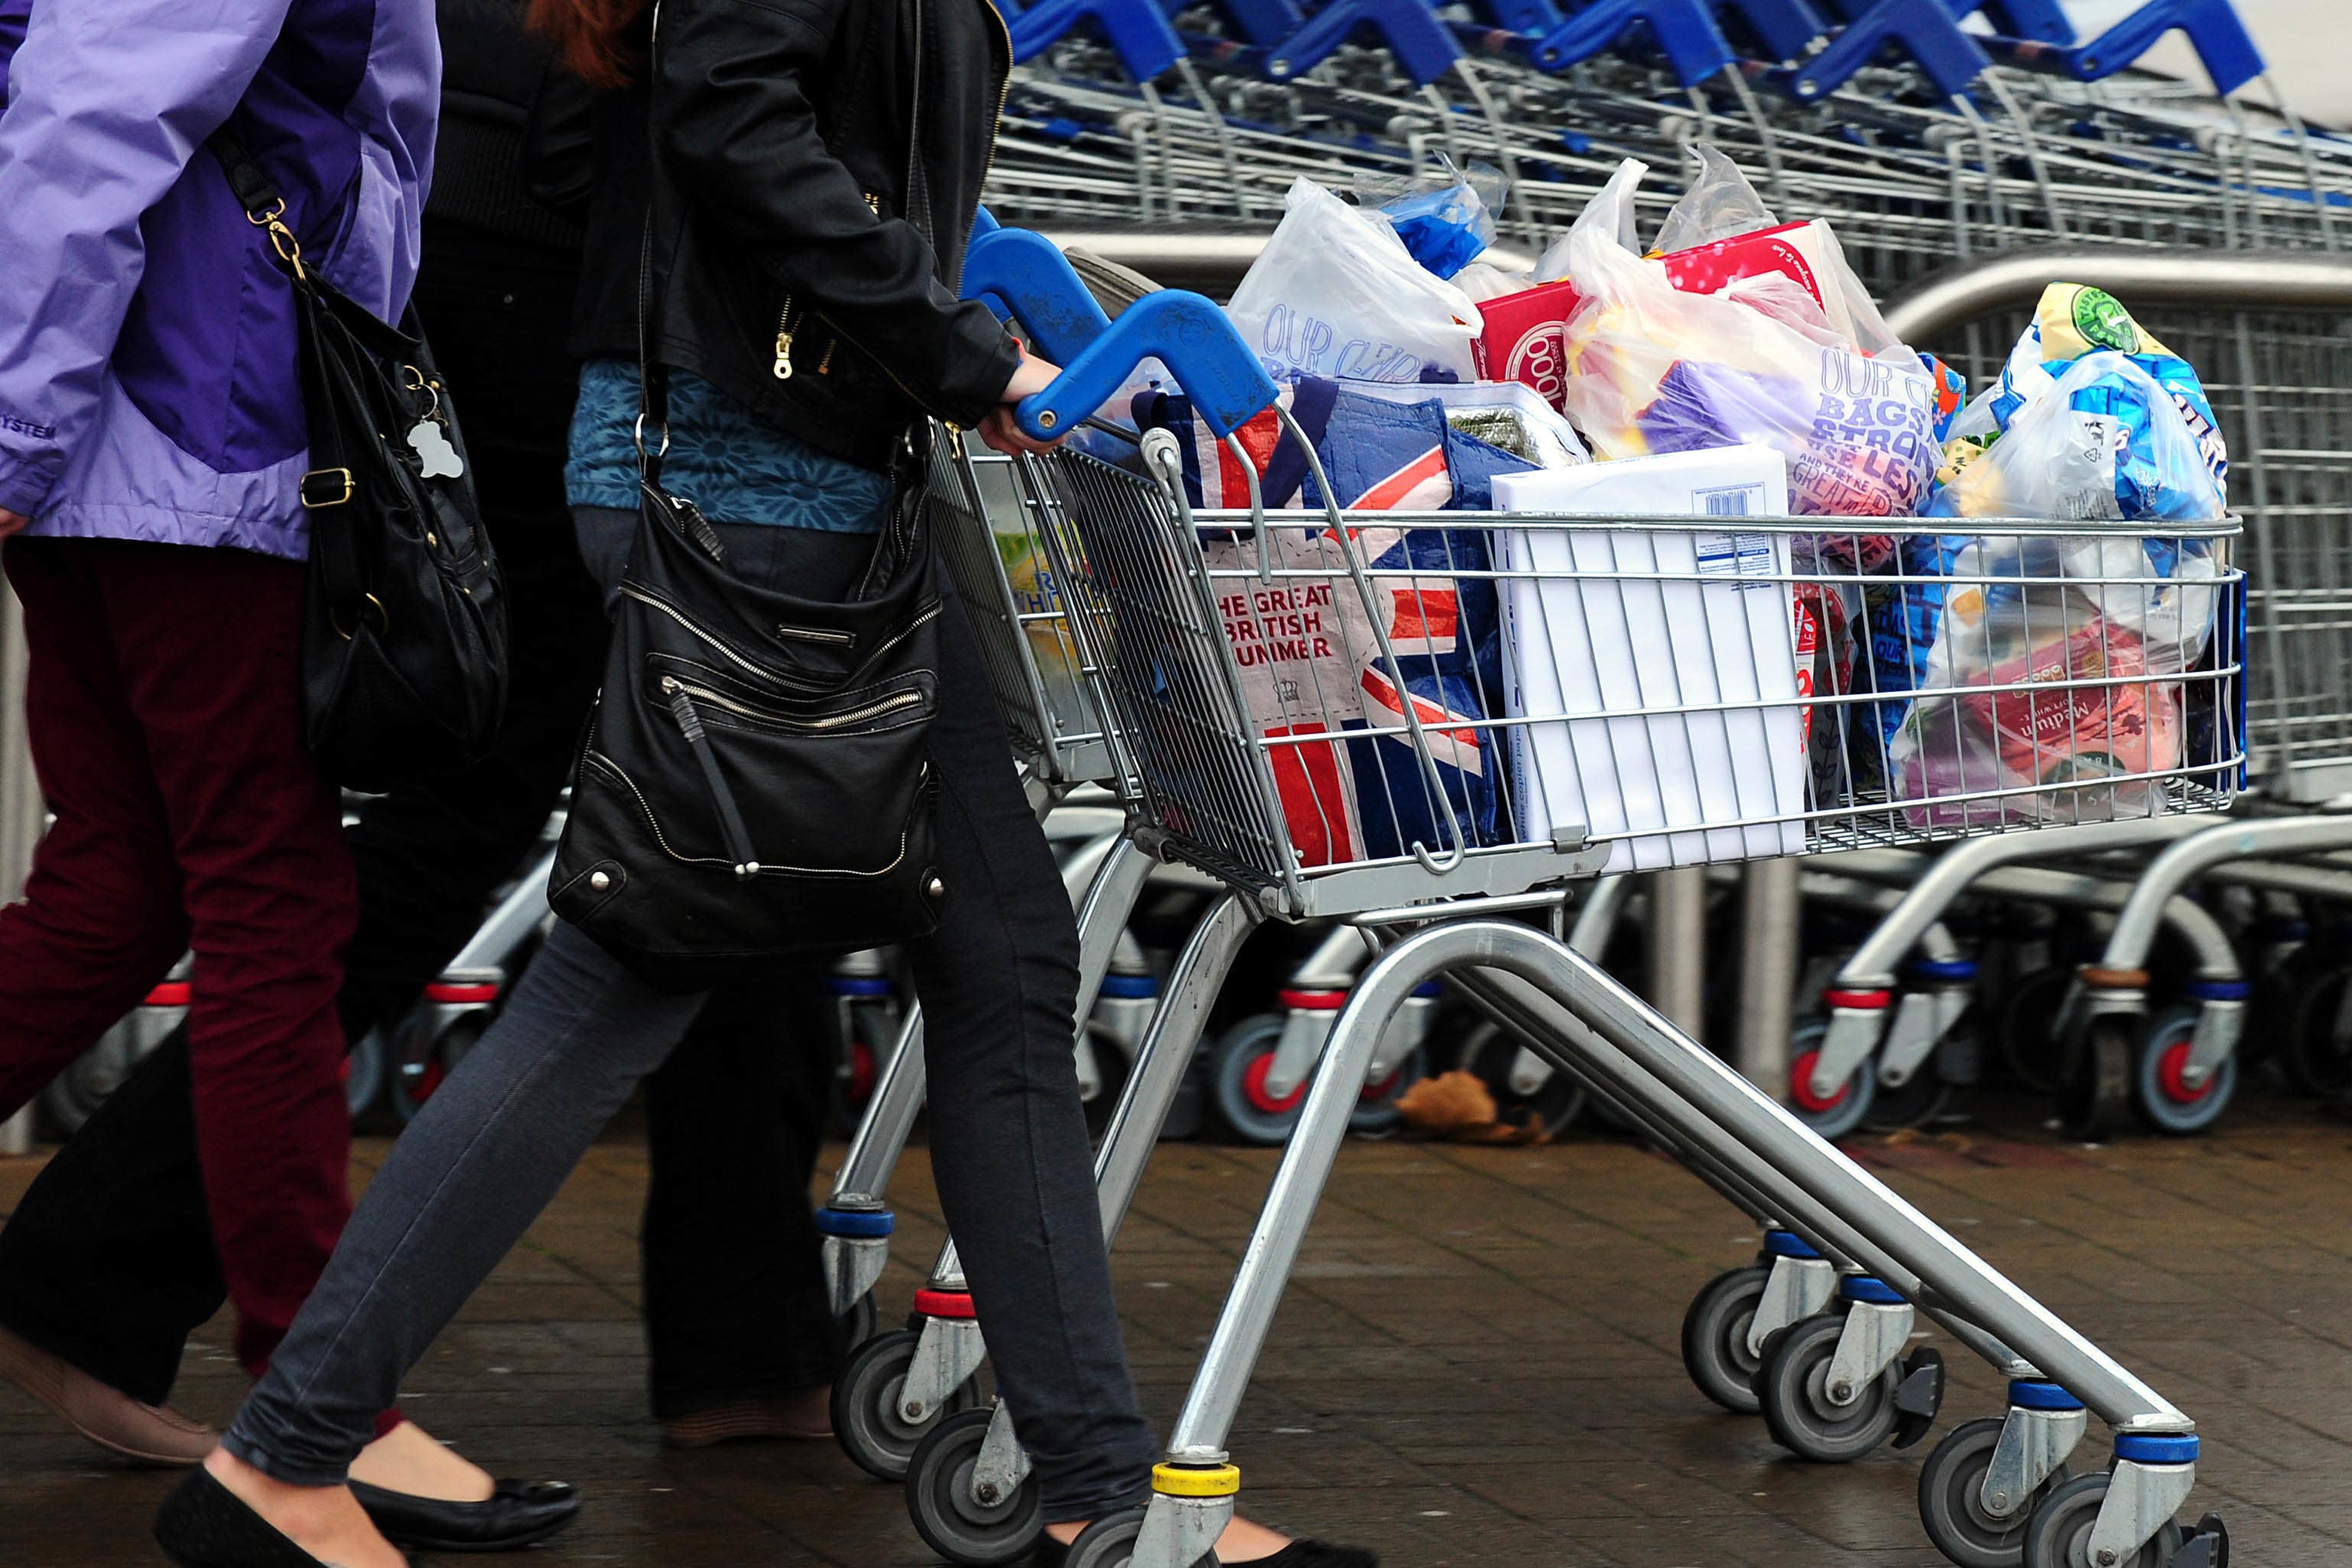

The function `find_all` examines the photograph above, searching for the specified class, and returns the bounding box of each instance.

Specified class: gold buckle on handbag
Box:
[300,468,355,508]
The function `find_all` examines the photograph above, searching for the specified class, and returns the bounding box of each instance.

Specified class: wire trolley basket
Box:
[924,427,1129,790]
[1014,407,2246,921]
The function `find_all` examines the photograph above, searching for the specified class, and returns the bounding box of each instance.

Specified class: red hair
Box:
[526,0,652,90]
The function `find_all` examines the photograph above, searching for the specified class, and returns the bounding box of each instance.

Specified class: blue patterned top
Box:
[566,359,888,532]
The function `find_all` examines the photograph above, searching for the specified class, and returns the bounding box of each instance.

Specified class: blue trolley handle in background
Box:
[1710,0,1829,64]
[1525,0,1736,89]
[1256,0,1464,87]
[1784,0,1990,100]
[1007,0,1191,82]
[1982,0,2268,98]
[1158,0,1307,50]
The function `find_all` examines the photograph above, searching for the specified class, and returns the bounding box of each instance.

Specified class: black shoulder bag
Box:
[216,134,509,793]
[547,259,947,991]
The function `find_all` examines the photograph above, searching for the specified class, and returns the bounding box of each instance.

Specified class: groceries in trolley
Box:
[1059,146,2238,868]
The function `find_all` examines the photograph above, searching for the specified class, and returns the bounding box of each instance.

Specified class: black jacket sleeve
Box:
[651,0,1020,427]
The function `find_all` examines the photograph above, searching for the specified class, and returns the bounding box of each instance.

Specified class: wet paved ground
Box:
[5,1094,2350,1568]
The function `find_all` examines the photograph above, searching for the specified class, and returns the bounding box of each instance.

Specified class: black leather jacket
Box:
[565,0,1018,473]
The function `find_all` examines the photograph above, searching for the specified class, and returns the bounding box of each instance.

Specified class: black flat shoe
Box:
[1034,1534,1379,1568]
[351,1476,580,1553]
[154,1468,369,1568]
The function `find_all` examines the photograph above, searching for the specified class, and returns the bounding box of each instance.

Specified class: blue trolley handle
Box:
[1960,0,2074,46]
[1261,0,1463,87]
[1785,0,1990,100]
[1008,0,1188,80]
[1528,0,1734,87]
[1014,290,1278,443]
[1460,0,1566,36]
[960,226,1116,368]
[1163,0,1306,50]
[1711,0,1829,64]
[2066,0,2264,97]
[1824,0,2074,45]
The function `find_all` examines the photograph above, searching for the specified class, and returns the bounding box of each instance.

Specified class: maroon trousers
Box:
[0,537,357,1378]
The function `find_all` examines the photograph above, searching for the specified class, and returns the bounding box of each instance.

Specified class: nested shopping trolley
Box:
[900,269,2245,1568]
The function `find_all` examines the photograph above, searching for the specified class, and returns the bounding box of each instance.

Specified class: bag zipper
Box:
[663,680,764,876]
[619,583,855,672]
[774,295,798,380]
[663,674,922,732]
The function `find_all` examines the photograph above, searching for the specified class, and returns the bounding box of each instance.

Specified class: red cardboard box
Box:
[1658,219,1847,336]
[1473,278,1580,409]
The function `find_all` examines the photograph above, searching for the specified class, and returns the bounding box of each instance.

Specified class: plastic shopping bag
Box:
[1226,177,1483,385]
[1886,567,2185,826]
[1554,160,1938,521]
[1356,160,1502,281]
[1649,142,1779,256]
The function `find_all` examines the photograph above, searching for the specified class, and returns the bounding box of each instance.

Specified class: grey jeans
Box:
[222,507,1159,1520]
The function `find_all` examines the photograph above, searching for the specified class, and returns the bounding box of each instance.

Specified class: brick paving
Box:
[5,1095,2350,1567]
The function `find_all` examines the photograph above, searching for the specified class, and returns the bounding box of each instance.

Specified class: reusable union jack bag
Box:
[1133,378,1529,868]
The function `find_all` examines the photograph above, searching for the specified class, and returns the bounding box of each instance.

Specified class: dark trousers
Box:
[0,538,357,1382]
[225,527,1161,1518]
[0,225,842,1416]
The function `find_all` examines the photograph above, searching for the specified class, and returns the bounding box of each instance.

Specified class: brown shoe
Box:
[0,1323,216,1466]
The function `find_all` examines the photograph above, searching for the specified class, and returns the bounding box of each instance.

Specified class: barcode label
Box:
[1698,483,1764,516]
[1695,530,1774,585]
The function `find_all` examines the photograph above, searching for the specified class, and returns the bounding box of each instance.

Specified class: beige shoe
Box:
[0,1323,216,1465]
[661,1386,833,1448]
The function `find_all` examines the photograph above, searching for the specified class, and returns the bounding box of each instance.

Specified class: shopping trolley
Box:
[827,222,1297,1484]
[888,246,2242,1568]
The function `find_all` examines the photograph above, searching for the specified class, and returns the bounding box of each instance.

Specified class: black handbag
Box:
[215,134,508,793]
[547,351,948,991]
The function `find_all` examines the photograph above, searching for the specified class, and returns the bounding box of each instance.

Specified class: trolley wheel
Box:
[2021,1473,2185,1568]
[832,1328,983,1482]
[1210,1014,1303,1146]
[906,1409,1041,1566]
[1918,1416,2070,1568]
[2281,963,2352,1099]
[1866,1059,1955,1133]
[1756,1312,1902,1463]
[1454,1020,1587,1136]
[344,1026,386,1119]
[1788,1020,1873,1143]
[1060,1507,1220,1568]
[1348,1046,1428,1137]
[2132,1008,2237,1135]
[391,1016,481,1125]
[1679,1264,1769,1414]
[837,1290,879,1355]
[2058,1018,2133,1142]
[1994,967,2071,1095]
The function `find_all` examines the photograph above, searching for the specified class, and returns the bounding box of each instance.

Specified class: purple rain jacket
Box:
[0,1,438,560]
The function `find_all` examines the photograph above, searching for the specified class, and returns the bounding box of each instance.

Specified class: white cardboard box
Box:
[1493,446,1807,872]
